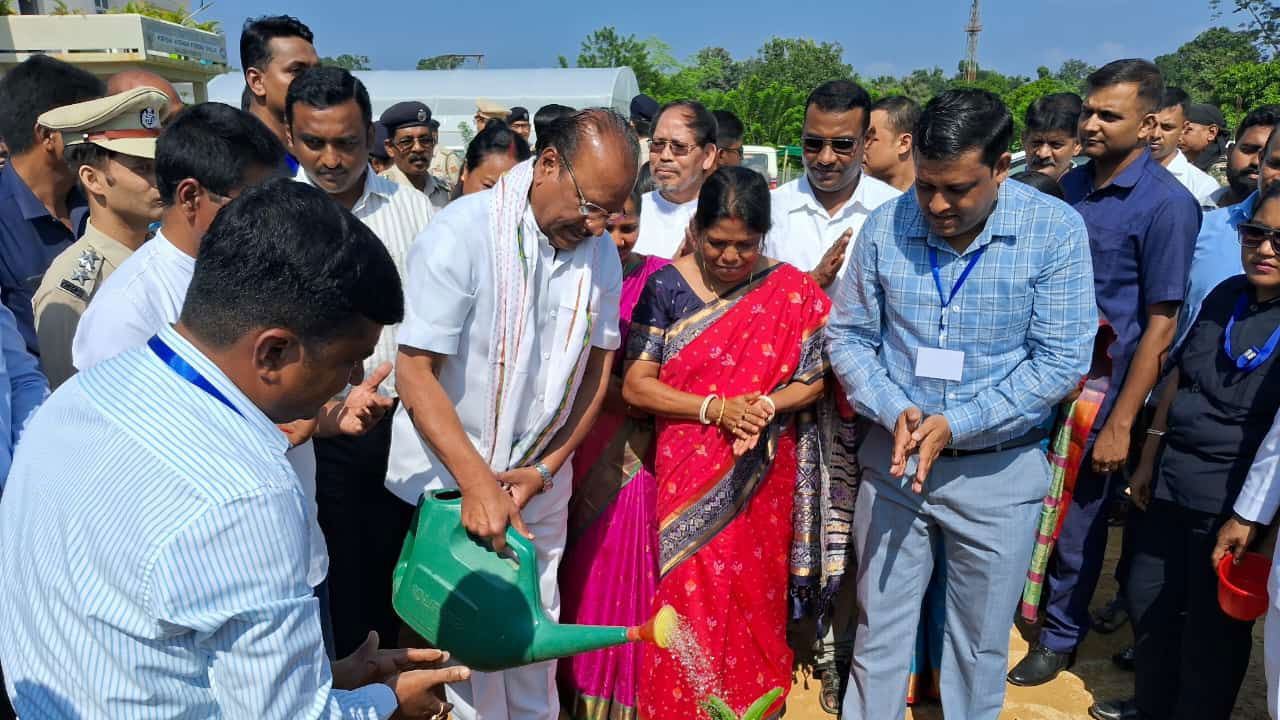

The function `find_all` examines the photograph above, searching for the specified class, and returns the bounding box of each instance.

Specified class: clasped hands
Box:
[712,392,776,457]
[892,406,952,493]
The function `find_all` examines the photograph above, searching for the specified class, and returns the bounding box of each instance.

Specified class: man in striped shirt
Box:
[0,178,468,718]
[286,66,435,657]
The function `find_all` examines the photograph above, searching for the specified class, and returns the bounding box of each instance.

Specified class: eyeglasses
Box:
[801,135,862,155]
[1239,222,1280,253]
[393,135,436,151]
[650,138,702,157]
[557,149,612,229]
[718,145,743,157]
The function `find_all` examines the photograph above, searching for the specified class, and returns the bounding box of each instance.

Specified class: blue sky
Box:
[196,0,1222,78]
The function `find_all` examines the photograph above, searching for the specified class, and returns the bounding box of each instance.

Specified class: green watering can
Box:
[392,489,675,672]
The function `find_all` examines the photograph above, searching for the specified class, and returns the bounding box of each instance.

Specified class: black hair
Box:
[534,104,575,140]
[181,177,403,348]
[0,55,104,155]
[1251,179,1280,219]
[871,95,922,137]
[285,66,372,130]
[535,108,639,168]
[626,184,644,216]
[1024,92,1082,136]
[157,102,286,205]
[692,166,772,236]
[712,110,745,146]
[633,117,652,138]
[239,85,253,112]
[1010,170,1065,200]
[240,15,314,72]
[1237,105,1280,142]
[914,88,1014,168]
[652,100,717,147]
[464,122,531,173]
[63,144,113,177]
[635,161,655,194]
[1158,87,1191,114]
[805,80,873,133]
[1085,59,1165,114]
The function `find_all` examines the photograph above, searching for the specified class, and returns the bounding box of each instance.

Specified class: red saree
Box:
[629,263,830,719]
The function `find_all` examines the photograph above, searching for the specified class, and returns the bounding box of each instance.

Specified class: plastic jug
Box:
[392,489,673,672]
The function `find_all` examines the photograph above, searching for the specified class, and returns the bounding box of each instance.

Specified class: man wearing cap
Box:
[630,93,658,161]
[380,101,451,211]
[370,122,393,174]
[1183,103,1230,184]
[32,87,171,388]
[508,106,532,142]
[474,99,510,133]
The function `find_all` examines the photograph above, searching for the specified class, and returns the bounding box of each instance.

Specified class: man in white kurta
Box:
[387,110,636,720]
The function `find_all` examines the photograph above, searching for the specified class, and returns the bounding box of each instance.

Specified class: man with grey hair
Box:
[385,109,638,720]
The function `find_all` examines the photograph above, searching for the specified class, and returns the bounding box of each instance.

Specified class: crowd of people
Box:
[0,11,1276,720]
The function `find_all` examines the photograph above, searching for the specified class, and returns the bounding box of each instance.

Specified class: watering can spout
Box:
[531,605,675,665]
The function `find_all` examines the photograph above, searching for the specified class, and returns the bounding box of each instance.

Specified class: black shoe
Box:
[1089,697,1138,720]
[1007,644,1075,687]
[1091,596,1129,634]
[1111,644,1135,671]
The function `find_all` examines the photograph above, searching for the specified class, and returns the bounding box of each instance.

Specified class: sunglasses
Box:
[650,138,702,157]
[393,135,436,152]
[801,135,861,155]
[1240,222,1280,253]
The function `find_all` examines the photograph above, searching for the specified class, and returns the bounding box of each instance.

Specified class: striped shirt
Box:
[0,326,396,718]
[295,167,433,396]
[827,179,1097,449]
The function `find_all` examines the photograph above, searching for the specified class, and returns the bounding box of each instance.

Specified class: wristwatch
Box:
[534,462,555,494]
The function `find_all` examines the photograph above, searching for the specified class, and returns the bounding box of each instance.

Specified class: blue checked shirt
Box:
[827,179,1097,449]
[0,326,397,719]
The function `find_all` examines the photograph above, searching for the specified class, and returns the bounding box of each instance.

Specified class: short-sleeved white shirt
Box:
[385,191,623,520]
[1166,149,1224,209]
[70,230,328,588]
[633,190,697,259]
[764,173,901,282]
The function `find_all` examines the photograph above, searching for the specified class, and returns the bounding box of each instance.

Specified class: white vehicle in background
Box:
[741,145,778,188]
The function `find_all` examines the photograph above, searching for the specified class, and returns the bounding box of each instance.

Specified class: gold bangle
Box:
[716,397,726,426]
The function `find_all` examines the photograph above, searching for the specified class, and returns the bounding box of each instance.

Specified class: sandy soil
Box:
[784,526,1270,720]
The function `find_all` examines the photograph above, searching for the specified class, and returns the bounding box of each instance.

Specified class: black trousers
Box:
[1129,499,1254,719]
[314,404,415,658]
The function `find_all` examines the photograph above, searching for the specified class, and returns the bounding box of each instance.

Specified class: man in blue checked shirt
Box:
[0,179,468,719]
[827,89,1095,720]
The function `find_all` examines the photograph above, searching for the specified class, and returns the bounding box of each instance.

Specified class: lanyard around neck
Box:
[928,245,986,309]
[147,336,243,417]
[1224,291,1280,373]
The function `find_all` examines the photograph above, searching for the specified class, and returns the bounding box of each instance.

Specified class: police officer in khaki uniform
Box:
[378,101,452,210]
[473,98,510,133]
[32,86,171,387]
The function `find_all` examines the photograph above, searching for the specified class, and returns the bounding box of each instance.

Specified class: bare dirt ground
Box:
[784,526,1270,720]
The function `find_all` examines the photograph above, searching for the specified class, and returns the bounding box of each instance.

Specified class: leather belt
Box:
[939,430,1046,458]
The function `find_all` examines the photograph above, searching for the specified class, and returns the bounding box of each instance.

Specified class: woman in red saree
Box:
[623,167,830,719]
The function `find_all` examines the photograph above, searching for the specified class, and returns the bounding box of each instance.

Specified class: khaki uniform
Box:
[381,163,452,210]
[33,223,134,387]
[1208,157,1229,188]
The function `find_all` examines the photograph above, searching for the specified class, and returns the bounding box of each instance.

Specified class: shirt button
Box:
[542,353,550,360]
[947,393,956,400]
[1192,383,1201,393]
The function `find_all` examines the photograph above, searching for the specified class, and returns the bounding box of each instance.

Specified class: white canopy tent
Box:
[208,66,640,149]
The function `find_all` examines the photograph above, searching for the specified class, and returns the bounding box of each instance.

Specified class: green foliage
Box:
[1054,59,1096,91]
[109,2,219,32]
[458,121,474,147]
[700,688,784,720]
[1211,0,1280,58]
[321,54,371,71]
[1209,60,1280,129]
[740,37,855,94]
[1002,75,1079,150]
[1156,27,1261,100]
[567,26,665,97]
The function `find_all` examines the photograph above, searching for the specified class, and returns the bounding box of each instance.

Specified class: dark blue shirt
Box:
[0,165,88,355]
[1060,149,1201,426]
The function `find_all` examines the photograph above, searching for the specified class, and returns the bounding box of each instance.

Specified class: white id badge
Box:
[915,347,965,382]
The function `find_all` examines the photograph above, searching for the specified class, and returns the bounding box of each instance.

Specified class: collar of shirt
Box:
[293,164,392,215]
[1076,147,1154,195]
[786,172,880,222]
[0,164,89,225]
[152,227,196,268]
[1166,149,1193,179]
[1229,190,1258,225]
[154,324,290,457]
[900,179,1023,257]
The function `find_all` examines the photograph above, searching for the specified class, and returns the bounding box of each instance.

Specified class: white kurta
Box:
[763,172,901,281]
[1233,405,1280,720]
[633,190,697,259]
[70,230,329,589]
[385,190,622,720]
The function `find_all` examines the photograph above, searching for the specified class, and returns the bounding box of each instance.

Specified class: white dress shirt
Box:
[0,326,396,718]
[69,229,329,588]
[1166,150,1224,209]
[633,190,697,259]
[385,191,622,519]
[764,172,901,281]
[296,167,434,396]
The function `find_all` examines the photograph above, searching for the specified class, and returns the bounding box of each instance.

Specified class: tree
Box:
[1002,75,1078,149]
[106,1,220,32]
[417,55,466,71]
[1054,59,1095,90]
[742,37,854,94]
[1211,0,1280,58]
[719,76,807,146]
[0,0,14,13]
[321,54,371,71]
[1209,60,1280,128]
[686,47,745,93]
[1155,27,1260,100]
[564,26,664,94]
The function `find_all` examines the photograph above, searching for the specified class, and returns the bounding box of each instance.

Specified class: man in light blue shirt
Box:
[827,90,1095,720]
[0,179,468,719]
[0,302,46,483]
